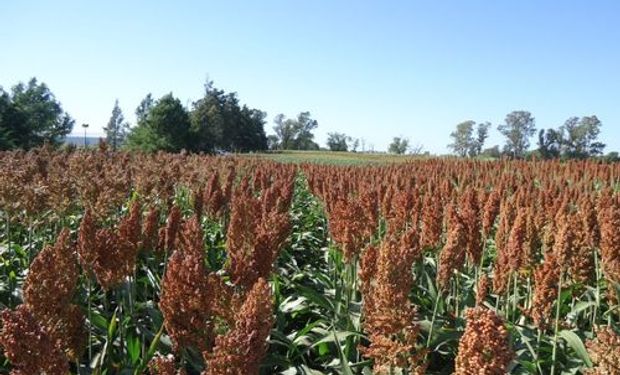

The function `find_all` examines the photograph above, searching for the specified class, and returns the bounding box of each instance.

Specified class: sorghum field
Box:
[0,146,619,375]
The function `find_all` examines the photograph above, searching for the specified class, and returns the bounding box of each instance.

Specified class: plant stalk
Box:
[550,271,563,375]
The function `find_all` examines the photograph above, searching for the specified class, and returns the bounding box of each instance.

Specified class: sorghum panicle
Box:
[204,278,274,375]
[454,307,514,375]
[226,181,291,289]
[476,275,490,307]
[599,198,620,284]
[77,209,97,274]
[420,191,443,249]
[530,252,560,330]
[482,189,501,238]
[360,232,426,374]
[159,216,213,353]
[162,205,182,254]
[0,305,69,375]
[148,354,187,375]
[586,326,620,374]
[23,228,77,319]
[142,206,160,251]
[23,228,86,361]
[437,209,467,291]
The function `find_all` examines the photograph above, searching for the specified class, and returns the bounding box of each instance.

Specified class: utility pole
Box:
[82,123,89,147]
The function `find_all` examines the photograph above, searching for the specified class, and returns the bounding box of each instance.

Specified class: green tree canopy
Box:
[190,81,267,152]
[0,78,74,150]
[448,120,475,157]
[272,112,319,150]
[103,99,130,150]
[126,93,191,152]
[326,132,350,151]
[537,116,605,159]
[448,121,490,157]
[559,116,605,158]
[537,128,562,159]
[498,111,536,158]
[388,136,409,154]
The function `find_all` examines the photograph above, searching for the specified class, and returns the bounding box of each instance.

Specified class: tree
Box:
[190,81,267,152]
[537,128,562,159]
[480,145,501,159]
[536,116,605,159]
[448,121,475,157]
[0,78,74,149]
[267,135,279,150]
[127,93,191,152]
[602,151,619,163]
[0,89,19,150]
[292,112,319,150]
[272,112,319,150]
[136,93,154,124]
[559,116,605,158]
[388,136,409,154]
[448,121,490,157]
[326,132,350,151]
[272,114,293,150]
[103,100,130,150]
[497,111,536,158]
[472,122,491,156]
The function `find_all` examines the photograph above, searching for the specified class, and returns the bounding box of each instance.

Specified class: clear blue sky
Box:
[1,1,619,153]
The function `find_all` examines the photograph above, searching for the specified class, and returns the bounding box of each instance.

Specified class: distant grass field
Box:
[252,150,426,165]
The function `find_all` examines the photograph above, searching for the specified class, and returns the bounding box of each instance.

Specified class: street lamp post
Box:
[81,123,89,147]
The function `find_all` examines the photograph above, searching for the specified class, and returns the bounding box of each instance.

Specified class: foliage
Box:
[537,116,605,159]
[559,116,605,158]
[326,132,351,152]
[190,81,267,153]
[448,121,490,157]
[497,110,536,158]
[103,99,130,151]
[272,112,319,150]
[388,136,410,154]
[126,93,192,152]
[537,128,562,159]
[0,78,74,150]
[127,82,268,153]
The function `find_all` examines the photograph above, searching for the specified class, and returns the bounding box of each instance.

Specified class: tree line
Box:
[0,78,617,159]
[447,110,615,160]
[0,78,321,153]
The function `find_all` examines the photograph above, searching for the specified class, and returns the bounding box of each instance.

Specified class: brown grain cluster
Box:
[77,202,143,290]
[0,305,70,375]
[22,228,85,361]
[202,172,227,219]
[476,274,490,307]
[420,191,444,249]
[586,326,620,374]
[437,208,467,290]
[529,252,561,330]
[142,206,160,251]
[599,198,620,285]
[454,307,513,375]
[159,216,214,353]
[460,188,483,266]
[148,354,187,375]
[159,205,182,254]
[328,196,369,261]
[360,229,426,374]
[226,176,292,290]
[481,189,501,238]
[203,278,274,375]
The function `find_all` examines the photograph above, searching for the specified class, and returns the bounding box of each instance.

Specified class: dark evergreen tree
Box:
[103,99,130,150]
